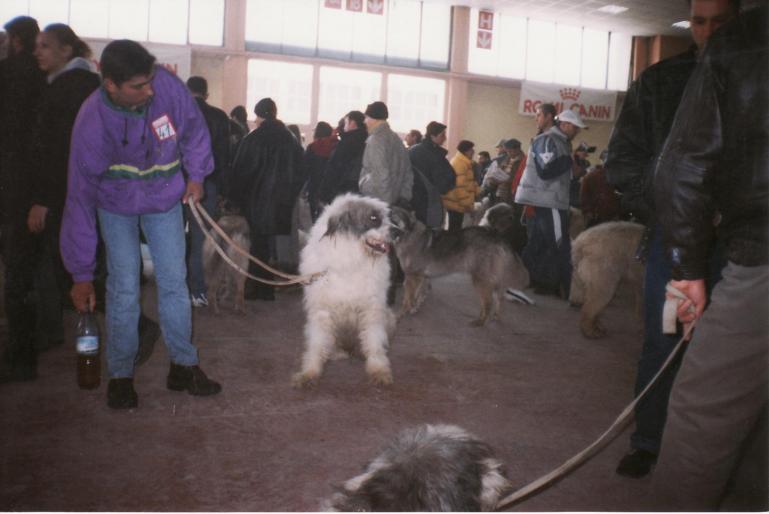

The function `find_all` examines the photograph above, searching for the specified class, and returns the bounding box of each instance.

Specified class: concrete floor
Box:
[0,273,659,511]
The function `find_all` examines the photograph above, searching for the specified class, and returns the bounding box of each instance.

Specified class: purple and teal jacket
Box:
[60,66,213,282]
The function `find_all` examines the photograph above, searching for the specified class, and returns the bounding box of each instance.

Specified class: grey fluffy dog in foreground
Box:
[322,424,510,511]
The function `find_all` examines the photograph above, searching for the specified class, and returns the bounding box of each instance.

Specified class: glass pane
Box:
[554,24,582,86]
[282,0,318,56]
[419,2,450,69]
[70,0,109,38]
[109,0,150,41]
[387,73,445,134]
[149,0,188,45]
[318,66,381,124]
[0,1,30,27]
[352,5,386,63]
[466,8,497,76]
[496,15,526,79]
[526,19,556,83]
[317,2,352,59]
[607,31,631,91]
[29,0,69,28]
[246,59,313,125]
[581,28,608,89]
[189,0,224,46]
[386,0,420,66]
[245,0,282,51]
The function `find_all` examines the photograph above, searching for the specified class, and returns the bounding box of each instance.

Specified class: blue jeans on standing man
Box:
[98,203,199,378]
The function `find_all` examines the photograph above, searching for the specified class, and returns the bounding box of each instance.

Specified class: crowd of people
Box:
[0,1,766,508]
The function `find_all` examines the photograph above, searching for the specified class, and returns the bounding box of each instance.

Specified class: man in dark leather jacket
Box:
[649,5,768,509]
[408,121,456,228]
[605,0,738,478]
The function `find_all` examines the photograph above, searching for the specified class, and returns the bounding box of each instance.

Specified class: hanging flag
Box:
[346,0,363,12]
[367,0,384,15]
[477,30,492,49]
[325,0,342,8]
[479,10,494,31]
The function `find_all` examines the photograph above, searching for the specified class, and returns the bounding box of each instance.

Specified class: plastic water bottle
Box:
[76,310,101,389]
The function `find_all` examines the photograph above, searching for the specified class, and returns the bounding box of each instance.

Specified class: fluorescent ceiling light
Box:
[672,20,691,29]
[597,5,628,14]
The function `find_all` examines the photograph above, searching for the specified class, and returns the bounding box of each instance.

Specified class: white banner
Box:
[86,40,192,80]
[519,81,618,122]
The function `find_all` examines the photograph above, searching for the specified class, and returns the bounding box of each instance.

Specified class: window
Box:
[386,74,445,133]
[318,66,382,124]
[607,32,632,91]
[581,28,609,89]
[246,0,451,70]
[467,8,631,90]
[246,59,313,125]
[3,0,224,46]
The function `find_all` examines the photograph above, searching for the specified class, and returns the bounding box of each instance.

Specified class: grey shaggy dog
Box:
[390,207,529,326]
[569,221,645,338]
[202,214,251,314]
[322,424,510,512]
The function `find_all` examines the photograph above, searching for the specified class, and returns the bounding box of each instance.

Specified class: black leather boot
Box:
[167,363,222,396]
[107,378,138,409]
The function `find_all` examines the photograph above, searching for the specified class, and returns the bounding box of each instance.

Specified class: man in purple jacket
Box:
[60,40,221,409]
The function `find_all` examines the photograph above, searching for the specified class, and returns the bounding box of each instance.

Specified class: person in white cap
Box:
[514,108,587,298]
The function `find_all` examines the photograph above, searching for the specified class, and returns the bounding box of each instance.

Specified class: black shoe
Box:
[167,363,222,396]
[616,449,657,478]
[107,378,138,409]
[135,315,161,366]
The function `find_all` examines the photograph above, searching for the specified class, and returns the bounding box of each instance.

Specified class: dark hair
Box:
[314,121,333,139]
[425,121,447,138]
[346,110,365,129]
[254,97,277,120]
[685,0,740,12]
[4,16,39,54]
[230,105,247,124]
[408,129,423,143]
[287,124,302,143]
[186,75,208,96]
[100,40,156,86]
[457,140,474,154]
[537,103,557,119]
[478,151,491,159]
[43,23,91,59]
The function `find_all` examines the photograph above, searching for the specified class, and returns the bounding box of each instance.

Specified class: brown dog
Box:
[202,215,251,314]
[569,221,644,338]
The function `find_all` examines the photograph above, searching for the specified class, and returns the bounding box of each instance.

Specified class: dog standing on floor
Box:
[569,221,644,338]
[322,424,511,511]
[390,207,529,326]
[201,214,251,315]
[293,194,395,387]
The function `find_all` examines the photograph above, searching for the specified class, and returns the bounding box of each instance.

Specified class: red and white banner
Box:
[478,10,494,31]
[88,41,192,80]
[518,81,618,122]
[367,0,384,14]
[476,30,492,49]
[325,0,342,8]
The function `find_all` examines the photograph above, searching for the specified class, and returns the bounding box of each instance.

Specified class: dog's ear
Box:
[323,211,353,239]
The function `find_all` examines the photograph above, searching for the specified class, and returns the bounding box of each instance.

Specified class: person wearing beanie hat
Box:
[227,97,306,302]
[515,108,586,299]
[408,120,456,228]
[358,100,413,305]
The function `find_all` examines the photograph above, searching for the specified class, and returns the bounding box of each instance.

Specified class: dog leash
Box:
[494,288,696,511]
[187,199,324,287]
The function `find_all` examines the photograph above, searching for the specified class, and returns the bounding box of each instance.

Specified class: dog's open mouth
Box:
[365,237,389,254]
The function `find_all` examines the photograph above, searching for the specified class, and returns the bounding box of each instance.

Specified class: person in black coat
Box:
[408,121,456,228]
[226,97,306,301]
[0,16,46,382]
[317,110,367,207]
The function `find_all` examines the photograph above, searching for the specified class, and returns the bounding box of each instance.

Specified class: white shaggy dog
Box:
[293,194,396,387]
[322,424,510,511]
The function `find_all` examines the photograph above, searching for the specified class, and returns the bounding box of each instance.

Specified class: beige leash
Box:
[187,199,324,287]
[495,288,696,510]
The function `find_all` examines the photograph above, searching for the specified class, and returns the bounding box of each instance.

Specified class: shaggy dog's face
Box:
[323,198,391,256]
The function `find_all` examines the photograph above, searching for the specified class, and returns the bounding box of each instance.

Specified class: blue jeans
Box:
[185,180,218,297]
[98,203,198,378]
